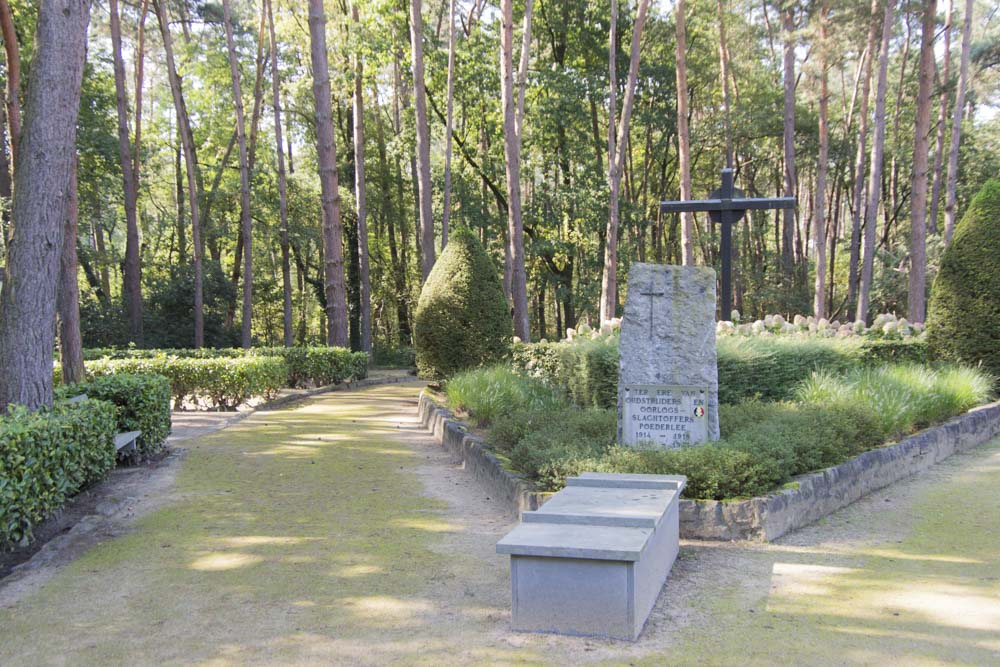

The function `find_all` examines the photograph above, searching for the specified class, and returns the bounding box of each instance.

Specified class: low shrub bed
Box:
[512,335,930,408]
[258,347,369,388]
[448,362,993,500]
[84,356,288,409]
[56,374,172,458]
[1,399,118,547]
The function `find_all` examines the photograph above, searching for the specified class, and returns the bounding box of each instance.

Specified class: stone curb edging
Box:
[418,390,1000,541]
[417,392,548,517]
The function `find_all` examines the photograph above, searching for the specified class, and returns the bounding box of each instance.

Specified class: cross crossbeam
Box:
[660,168,796,320]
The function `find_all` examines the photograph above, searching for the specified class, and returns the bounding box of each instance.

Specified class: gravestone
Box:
[618,263,720,447]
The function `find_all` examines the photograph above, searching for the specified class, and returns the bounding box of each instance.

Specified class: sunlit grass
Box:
[444,365,561,425]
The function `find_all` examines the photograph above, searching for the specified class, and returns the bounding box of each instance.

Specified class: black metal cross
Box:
[639,285,665,338]
[660,168,796,320]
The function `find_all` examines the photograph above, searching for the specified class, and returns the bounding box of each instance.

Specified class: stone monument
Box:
[617,263,720,447]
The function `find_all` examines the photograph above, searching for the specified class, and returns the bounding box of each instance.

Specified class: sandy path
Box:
[1,383,997,666]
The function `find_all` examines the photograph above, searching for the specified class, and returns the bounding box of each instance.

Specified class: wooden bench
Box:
[497,473,686,640]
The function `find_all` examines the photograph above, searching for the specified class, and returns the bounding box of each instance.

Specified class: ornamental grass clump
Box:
[445,366,560,425]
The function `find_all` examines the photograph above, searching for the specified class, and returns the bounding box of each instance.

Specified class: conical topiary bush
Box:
[927,179,1000,384]
[413,227,512,380]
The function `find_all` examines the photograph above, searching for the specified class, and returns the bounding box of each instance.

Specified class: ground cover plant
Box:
[446,360,993,500]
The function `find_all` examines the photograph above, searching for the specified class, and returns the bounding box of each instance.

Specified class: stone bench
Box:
[66,394,142,458]
[496,472,686,640]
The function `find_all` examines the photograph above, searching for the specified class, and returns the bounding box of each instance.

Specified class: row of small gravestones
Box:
[496,263,717,640]
[66,393,142,458]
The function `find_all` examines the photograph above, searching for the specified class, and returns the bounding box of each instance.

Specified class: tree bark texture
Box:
[266,0,293,347]
[856,0,894,324]
[157,0,204,347]
[908,0,936,323]
[222,0,254,348]
[59,158,84,385]
[0,0,91,412]
[308,0,348,347]
[352,4,372,356]
[110,0,143,345]
[0,0,20,167]
[410,0,436,281]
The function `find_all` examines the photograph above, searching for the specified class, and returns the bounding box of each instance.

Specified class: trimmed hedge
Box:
[258,347,368,388]
[1,399,118,547]
[56,374,172,458]
[512,335,930,408]
[928,179,1000,384]
[84,356,288,409]
[414,227,512,380]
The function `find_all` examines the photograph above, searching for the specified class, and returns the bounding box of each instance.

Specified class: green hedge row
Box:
[1,400,118,546]
[58,347,369,409]
[55,374,172,458]
[512,336,930,409]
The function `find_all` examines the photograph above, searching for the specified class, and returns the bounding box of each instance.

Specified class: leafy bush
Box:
[56,374,172,458]
[85,356,288,409]
[508,408,618,489]
[258,347,368,388]
[446,366,560,425]
[928,179,1000,384]
[413,227,512,380]
[1,399,118,547]
[373,346,416,369]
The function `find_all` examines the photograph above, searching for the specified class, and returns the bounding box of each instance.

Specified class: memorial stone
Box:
[618,263,720,447]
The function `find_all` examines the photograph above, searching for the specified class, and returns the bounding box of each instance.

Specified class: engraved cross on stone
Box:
[639,285,665,338]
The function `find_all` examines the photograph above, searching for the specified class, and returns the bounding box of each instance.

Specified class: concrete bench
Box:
[114,430,142,455]
[497,472,686,640]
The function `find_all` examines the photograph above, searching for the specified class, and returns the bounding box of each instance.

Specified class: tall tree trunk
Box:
[308,0,348,347]
[717,0,734,168]
[352,4,372,356]
[856,0,895,324]
[110,0,143,345]
[441,0,455,250]
[908,0,937,323]
[943,0,972,244]
[601,0,650,323]
[813,1,829,319]
[59,158,84,385]
[675,0,694,266]
[266,0,293,347]
[499,0,532,341]
[157,0,204,347]
[0,0,20,167]
[848,0,878,316]
[133,0,149,186]
[781,3,797,281]
[222,0,254,348]
[928,0,952,234]
[410,0,435,280]
[0,0,91,412]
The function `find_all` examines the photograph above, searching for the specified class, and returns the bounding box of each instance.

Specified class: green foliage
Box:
[0,400,118,547]
[445,366,560,425]
[141,263,240,349]
[257,347,368,388]
[373,346,417,369]
[413,228,512,380]
[55,374,172,458]
[507,408,618,490]
[85,356,288,410]
[928,179,1000,384]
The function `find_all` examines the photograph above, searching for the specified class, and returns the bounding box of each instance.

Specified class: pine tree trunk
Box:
[0,0,20,167]
[59,158,84,385]
[928,0,952,234]
[307,0,348,347]
[857,0,895,324]
[410,0,436,281]
[943,0,972,244]
[441,0,456,250]
[781,5,797,281]
[222,0,254,348]
[848,0,878,316]
[266,0,293,347]
[908,0,937,323]
[814,2,829,319]
[601,0,650,323]
[0,0,92,412]
[110,0,143,345]
[500,0,531,341]
[352,4,372,357]
[675,0,694,266]
[157,0,204,347]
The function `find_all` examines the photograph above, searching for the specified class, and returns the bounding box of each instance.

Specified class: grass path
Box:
[1,383,998,665]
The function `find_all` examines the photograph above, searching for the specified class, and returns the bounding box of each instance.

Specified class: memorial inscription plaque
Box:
[621,384,708,446]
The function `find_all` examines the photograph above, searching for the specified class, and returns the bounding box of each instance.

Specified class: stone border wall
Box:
[418,391,1000,541]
